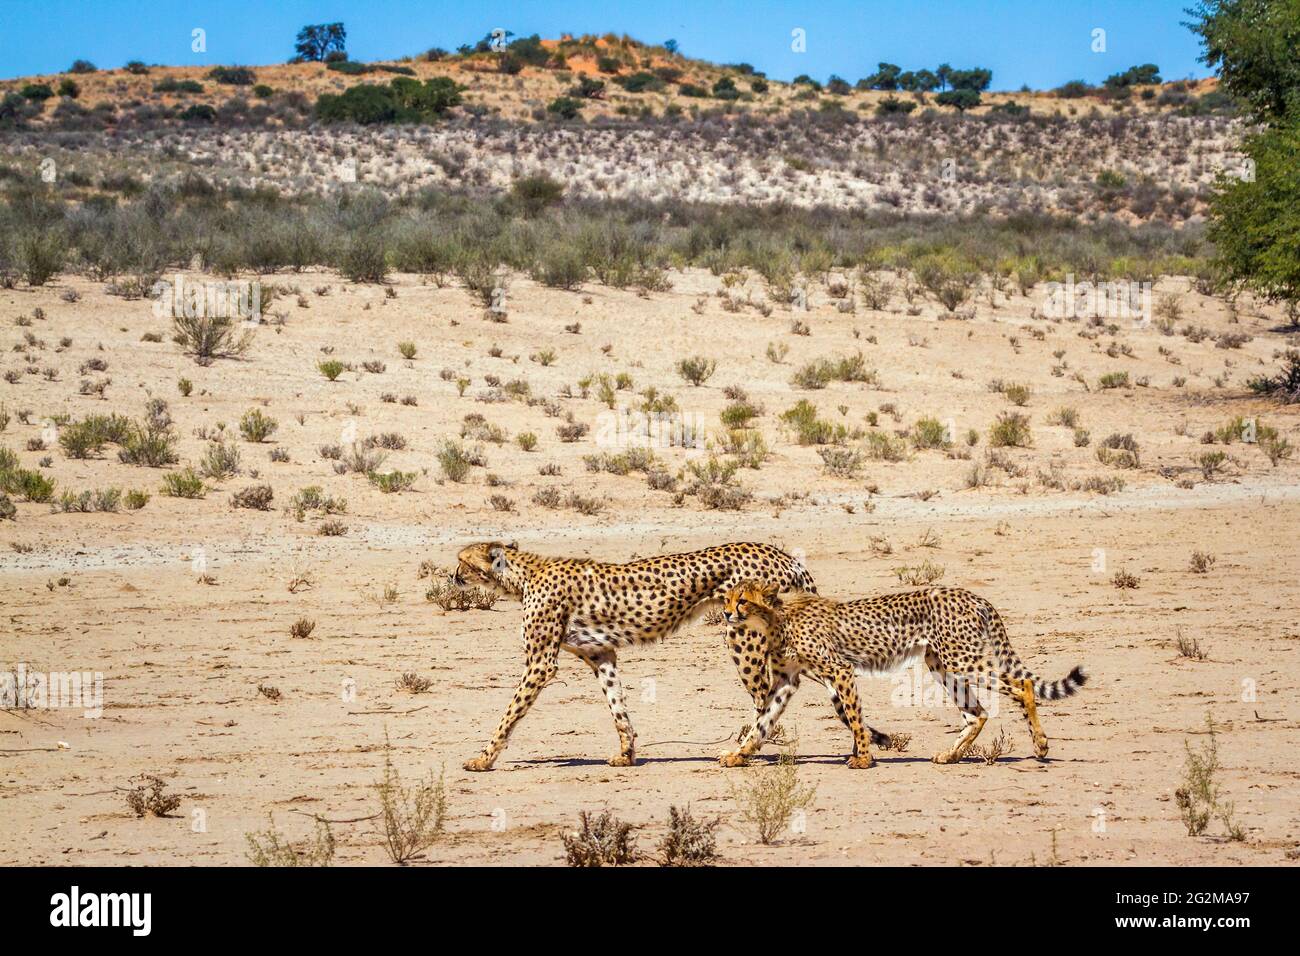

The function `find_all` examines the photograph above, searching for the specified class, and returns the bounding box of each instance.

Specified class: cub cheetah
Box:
[452,541,866,771]
[720,582,1088,768]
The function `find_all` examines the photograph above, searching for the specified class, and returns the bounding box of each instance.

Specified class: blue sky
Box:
[0,0,1210,89]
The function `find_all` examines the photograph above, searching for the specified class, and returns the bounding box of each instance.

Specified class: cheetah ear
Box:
[488,545,509,574]
[760,583,782,606]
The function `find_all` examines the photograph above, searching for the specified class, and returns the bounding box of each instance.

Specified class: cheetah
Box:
[451,541,888,771]
[719,582,1088,768]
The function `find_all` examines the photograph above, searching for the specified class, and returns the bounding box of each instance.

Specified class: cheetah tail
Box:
[1034,666,1089,702]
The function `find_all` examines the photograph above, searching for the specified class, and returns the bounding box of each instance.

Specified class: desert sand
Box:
[1,264,1297,866]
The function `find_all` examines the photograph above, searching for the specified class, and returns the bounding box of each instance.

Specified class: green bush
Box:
[239,408,278,443]
[912,417,951,449]
[172,312,252,363]
[179,104,217,122]
[118,415,179,467]
[780,400,846,445]
[154,78,204,94]
[791,352,876,389]
[208,66,256,86]
[200,440,241,480]
[315,77,463,124]
[162,468,206,498]
[989,412,1032,448]
[546,96,582,119]
[367,470,417,493]
[318,360,346,381]
[0,464,56,503]
[437,441,476,482]
[676,356,717,386]
[512,175,565,216]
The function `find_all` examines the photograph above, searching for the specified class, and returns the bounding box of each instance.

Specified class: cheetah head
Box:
[722,581,781,629]
[453,541,515,590]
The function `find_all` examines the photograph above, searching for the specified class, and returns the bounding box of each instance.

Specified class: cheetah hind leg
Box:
[577,648,637,767]
[931,671,988,764]
[1002,675,1048,759]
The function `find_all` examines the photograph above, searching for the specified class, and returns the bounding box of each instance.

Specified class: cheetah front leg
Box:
[726,623,773,739]
[824,681,894,753]
[720,666,801,767]
[464,609,565,772]
[824,665,876,769]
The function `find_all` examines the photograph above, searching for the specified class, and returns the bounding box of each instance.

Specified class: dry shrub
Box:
[231,483,274,510]
[374,740,447,865]
[969,728,1014,765]
[246,816,336,867]
[732,749,816,845]
[658,805,720,867]
[395,672,433,693]
[425,579,498,611]
[562,810,637,867]
[172,312,253,364]
[125,775,181,817]
[1175,715,1244,841]
[893,560,945,586]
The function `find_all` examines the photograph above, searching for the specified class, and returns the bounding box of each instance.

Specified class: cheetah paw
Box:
[462,755,495,772]
[846,754,874,770]
[719,751,749,768]
[931,751,962,765]
[608,754,637,767]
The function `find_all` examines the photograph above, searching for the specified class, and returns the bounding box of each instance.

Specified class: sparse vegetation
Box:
[374,736,447,865]
[1175,714,1244,841]
[125,775,181,817]
[562,810,637,867]
[658,806,720,867]
[246,816,335,867]
[732,747,816,845]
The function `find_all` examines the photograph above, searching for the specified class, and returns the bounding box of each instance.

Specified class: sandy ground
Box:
[1,268,1298,865]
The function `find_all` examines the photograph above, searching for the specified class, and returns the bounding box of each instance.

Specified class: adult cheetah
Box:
[719,582,1088,768]
[451,541,887,771]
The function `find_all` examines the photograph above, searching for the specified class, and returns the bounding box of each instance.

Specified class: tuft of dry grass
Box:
[395,672,433,694]
[893,560,945,586]
[1174,630,1208,661]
